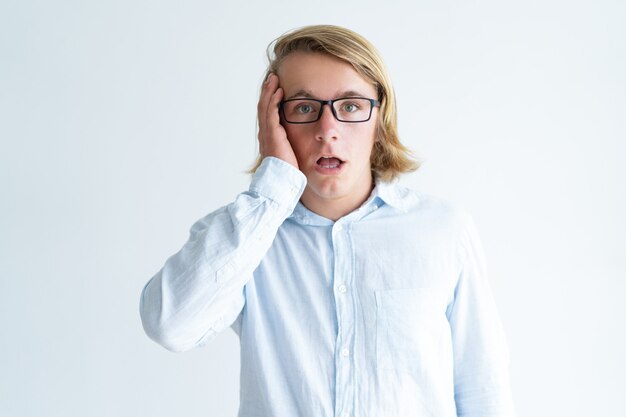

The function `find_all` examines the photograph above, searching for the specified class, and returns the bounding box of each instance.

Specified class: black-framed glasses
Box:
[279,97,380,124]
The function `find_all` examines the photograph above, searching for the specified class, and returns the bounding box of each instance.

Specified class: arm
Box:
[140,73,304,352]
[447,214,515,416]
[140,157,306,352]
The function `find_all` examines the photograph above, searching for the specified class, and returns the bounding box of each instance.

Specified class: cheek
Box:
[284,121,310,142]
[284,126,310,160]
[355,126,378,153]
[353,135,377,167]
[284,124,299,142]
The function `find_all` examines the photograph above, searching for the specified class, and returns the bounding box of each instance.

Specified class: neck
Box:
[300,175,375,222]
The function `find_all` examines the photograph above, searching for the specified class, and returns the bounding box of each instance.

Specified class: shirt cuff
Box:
[249,157,307,210]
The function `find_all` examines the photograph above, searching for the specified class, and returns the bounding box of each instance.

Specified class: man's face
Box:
[277,52,379,219]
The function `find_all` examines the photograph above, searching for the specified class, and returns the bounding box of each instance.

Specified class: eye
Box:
[341,101,361,113]
[295,103,314,114]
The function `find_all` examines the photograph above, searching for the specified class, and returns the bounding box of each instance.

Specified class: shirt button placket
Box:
[332,221,354,417]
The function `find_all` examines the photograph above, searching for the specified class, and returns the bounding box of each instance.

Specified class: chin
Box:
[309,181,351,202]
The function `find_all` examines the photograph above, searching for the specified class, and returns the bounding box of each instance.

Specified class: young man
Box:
[140,25,515,417]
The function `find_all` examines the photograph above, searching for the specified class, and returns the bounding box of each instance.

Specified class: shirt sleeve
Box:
[139,157,306,352]
[446,213,515,417]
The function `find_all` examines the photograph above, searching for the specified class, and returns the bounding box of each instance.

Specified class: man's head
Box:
[254,25,418,182]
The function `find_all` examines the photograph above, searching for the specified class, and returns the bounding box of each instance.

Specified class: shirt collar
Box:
[372,178,417,212]
[373,180,401,210]
[288,178,416,226]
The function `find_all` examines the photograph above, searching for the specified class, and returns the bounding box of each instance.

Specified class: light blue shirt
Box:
[140,157,515,417]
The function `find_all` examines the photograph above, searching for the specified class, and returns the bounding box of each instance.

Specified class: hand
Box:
[257,74,299,169]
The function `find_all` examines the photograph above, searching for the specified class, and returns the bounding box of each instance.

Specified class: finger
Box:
[267,87,284,127]
[258,74,277,128]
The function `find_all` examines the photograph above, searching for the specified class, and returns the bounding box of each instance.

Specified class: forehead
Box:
[277,52,377,100]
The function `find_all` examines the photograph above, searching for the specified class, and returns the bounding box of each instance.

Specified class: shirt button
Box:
[335,224,343,232]
[341,348,350,357]
[337,284,347,294]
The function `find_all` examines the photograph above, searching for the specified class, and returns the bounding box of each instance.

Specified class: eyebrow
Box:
[285,89,370,100]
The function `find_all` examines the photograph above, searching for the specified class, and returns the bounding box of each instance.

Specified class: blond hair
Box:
[251,24,419,181]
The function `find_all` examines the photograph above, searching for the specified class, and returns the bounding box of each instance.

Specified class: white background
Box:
[1,1,624,416]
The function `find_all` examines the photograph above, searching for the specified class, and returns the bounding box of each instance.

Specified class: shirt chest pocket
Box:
[375,288,448,372]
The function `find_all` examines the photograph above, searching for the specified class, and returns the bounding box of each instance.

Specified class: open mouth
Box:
[317,156,344,169]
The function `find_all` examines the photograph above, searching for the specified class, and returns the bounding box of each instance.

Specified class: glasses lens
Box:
[282,100,322,123]
[333,98,373,122]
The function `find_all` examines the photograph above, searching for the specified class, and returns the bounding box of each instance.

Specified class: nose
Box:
[315,103,340,142]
